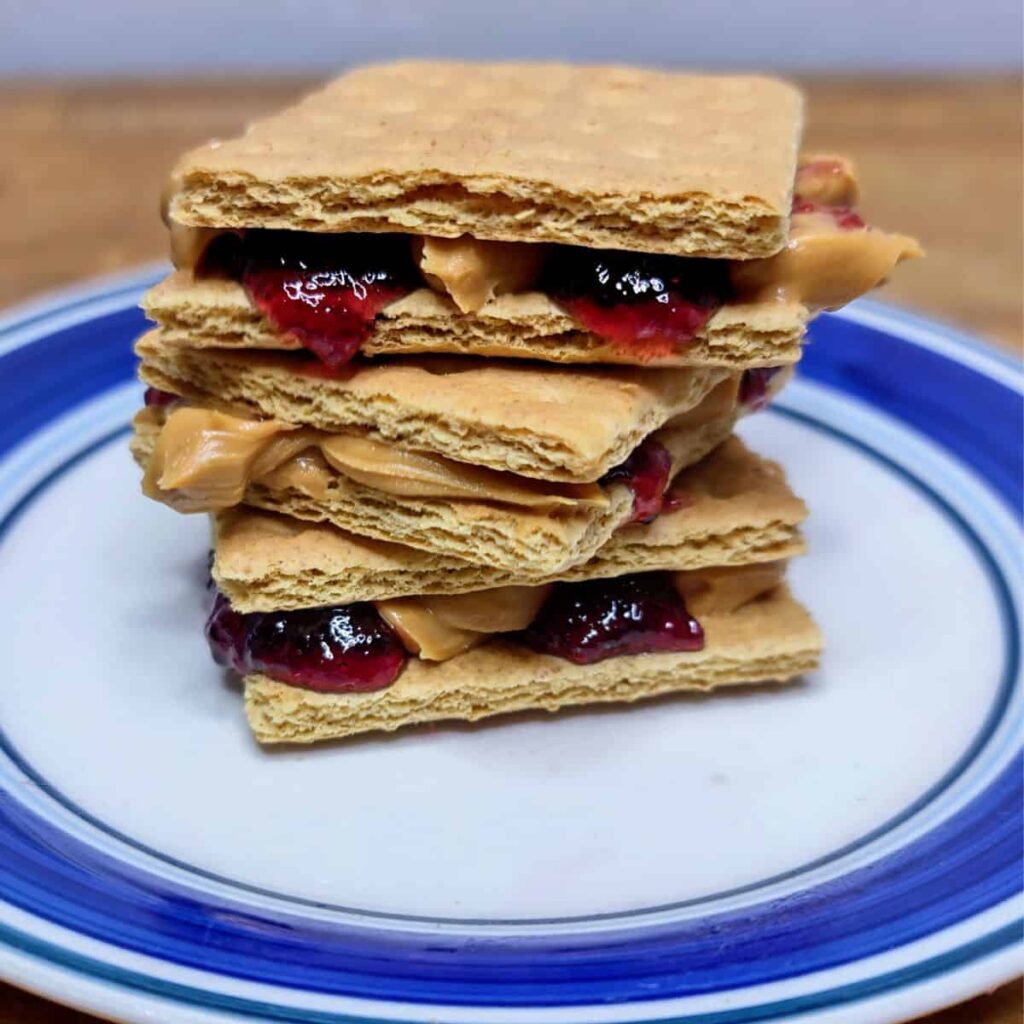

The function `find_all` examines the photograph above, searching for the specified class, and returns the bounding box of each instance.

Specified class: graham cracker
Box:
[144,271,807,368]
[244,586,822,743]
[168,62,803,258]
[132,407,737,574]
[213,436,807,610]
[135,329,729,482]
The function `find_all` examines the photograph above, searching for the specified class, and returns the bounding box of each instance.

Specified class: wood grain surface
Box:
[0,76,1020,1023]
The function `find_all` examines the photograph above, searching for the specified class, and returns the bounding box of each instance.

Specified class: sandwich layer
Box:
[213,436,807,609]
[145,272,807,368]
[169,62,803,258]
[244,586,821,743]
[136,330,728,481]
[132,405,739,574]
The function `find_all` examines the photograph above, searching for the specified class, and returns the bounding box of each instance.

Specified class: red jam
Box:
[542,247,731,359]
[521,572,704,665]
[602,438,673,524]
[739,367,783,411]
[791,198,865,230]
[205,591,406,692]
[204,231,418,369]
[143,387,179,408]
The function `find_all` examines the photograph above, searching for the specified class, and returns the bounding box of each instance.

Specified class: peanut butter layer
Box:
[374,561,786,663]
[135,330,729,482]
[208,436,808,610]
[138,375,741,516]
[132,407,741,576]
[245,585,822,744]
[376,563,784,663]
[168,62,803,259]
[417,235,546,313]
[731,210,922,310]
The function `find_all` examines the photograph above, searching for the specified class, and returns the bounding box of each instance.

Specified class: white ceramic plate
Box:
[0,269,1020,1023]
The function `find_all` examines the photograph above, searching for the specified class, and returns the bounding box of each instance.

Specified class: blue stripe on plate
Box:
[0,405,1017,932]
[0,289,1019,1018]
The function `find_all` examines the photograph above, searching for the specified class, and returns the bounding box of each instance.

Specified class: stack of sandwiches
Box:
[133,62,918,743]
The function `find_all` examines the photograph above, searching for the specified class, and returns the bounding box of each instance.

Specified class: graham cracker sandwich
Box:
[148,63,919,371]
[132,362,789,574]
[211,435,809,610]
[198,450,820,743]
[240,585,822,744]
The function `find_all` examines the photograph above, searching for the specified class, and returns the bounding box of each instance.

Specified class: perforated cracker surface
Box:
[170,62,803,258]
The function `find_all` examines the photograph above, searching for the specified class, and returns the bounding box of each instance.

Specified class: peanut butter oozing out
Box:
[730,153,921,309]
[141,405,608,514]
[375,563,787,663]
[730,213,922,311]
[162,173,231,270]
[417,235,546,312]
[140,377,740,517]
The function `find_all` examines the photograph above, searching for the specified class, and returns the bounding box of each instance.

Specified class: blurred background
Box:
[2,0,1022,73]
[0,0,1019,74]
[1,0,1021,351]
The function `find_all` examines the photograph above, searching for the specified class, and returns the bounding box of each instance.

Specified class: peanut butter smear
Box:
[674,561,786,617]
[730,211,922,311]
[417,235,545,312]
[141,406,609,514]
[161,174,233,271]
[377,586,552,661]
[376,563,786,663]
[140,379,741,516]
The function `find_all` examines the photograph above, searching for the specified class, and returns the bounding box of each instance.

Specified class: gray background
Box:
[0,0,1021,75]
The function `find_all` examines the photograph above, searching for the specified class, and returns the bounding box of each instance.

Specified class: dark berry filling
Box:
[143,387,179,408]
[791,198,865,230]
[520,572,704,665]
[541,246,732,358]
[739,367,783,411]
[601,438,673,524]
[201,230,419,369]
[205,591,406,692]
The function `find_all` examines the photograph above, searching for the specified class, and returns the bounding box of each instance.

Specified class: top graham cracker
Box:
[169,62,804,258]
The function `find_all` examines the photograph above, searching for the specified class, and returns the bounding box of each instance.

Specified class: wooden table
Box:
[0,77,1020,1023]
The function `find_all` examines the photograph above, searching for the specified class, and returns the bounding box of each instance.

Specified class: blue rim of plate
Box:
[0,268,1020,1022]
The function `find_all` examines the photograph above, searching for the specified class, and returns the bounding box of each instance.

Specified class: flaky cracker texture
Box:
[135,330,727,481]
[169,62,802,258]
[245,588,821,743]
[144,272,808,369]
[213,437,808,609]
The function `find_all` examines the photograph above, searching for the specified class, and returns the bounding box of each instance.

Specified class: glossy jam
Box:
[791,198,866,230]
[602,438,673,524]
[739,367,783,411]
[543,246,731,358]
[206,231,419,369]
[521,572,704,665]
[205,591,406,692]
[143,387,178,408]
